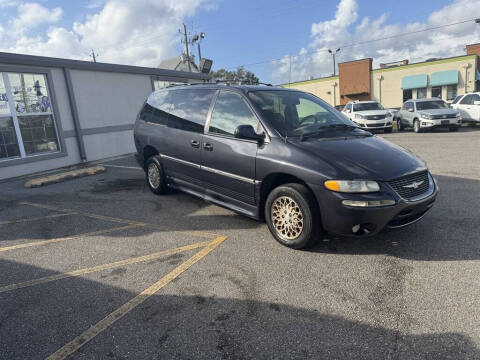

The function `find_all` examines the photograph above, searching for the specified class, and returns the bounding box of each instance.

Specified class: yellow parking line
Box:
[0,240,212,294]
[45,235,227,360]
[21,201,218,239]
[0,225,138,253]
[0,212,75,226]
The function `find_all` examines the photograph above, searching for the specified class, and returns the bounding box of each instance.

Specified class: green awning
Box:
[430,70,459,87]
[401,74,428,90]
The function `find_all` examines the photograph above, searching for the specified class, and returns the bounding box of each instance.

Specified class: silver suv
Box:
[396,98,461,133]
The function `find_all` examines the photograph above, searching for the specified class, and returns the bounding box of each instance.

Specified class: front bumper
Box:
[355,121,393,130]
[311,178,438,237]
[420,118,461,128]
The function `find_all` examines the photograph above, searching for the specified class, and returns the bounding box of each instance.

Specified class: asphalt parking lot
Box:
[1,128,479,359]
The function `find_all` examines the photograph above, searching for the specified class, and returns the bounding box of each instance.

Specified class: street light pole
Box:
[328,48,340,76]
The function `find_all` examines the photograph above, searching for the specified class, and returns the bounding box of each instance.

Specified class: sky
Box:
[0,0,479,84]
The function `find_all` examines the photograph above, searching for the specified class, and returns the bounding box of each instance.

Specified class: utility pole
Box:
[191,32,205,65]
[182,23,192,72]
[90,49,98,63]
[289,55,292,85]
[328,48,340,76]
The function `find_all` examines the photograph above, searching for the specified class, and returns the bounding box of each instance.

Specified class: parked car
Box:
[396,98,461,133]
[450,92,480,123]
[134,84,437,249]
[341,100,393,133]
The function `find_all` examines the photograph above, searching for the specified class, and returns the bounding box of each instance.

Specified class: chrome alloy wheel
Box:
[271,196,304,240]
[147,163,160,189]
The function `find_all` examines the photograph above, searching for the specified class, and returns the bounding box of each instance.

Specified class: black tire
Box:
[396,118,403,131]
[145,156,168,195]
[265,183,320,249]
[413,119,421,133]
[384,128,392,133]
[449,126,459,132]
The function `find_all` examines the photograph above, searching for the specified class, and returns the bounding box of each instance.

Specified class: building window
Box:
[403,89,412,103]
[446,85,457,101]
[417,88,427,99]
[0,72,59,161]
[431,86,442,99]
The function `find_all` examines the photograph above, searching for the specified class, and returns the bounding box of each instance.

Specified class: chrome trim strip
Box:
[159,154,255,183]
[387,211,428,229]
[160,154,201,169]
[201,165,255,184]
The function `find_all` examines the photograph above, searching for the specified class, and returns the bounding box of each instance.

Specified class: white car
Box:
[342,101,393,132]
[450,92,480,123]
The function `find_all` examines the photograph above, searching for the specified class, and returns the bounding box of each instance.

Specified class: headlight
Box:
[355,114,365,119]
[455,113,461,118]
[324,180,380,193]
[420,113,432,119]
[385,113,392,117]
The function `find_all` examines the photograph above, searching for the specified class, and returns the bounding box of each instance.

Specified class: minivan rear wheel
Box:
[265,183,319,249]
[145,156,167,195]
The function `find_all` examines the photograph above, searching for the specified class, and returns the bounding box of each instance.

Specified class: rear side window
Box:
[167,88,216,133]
[142,91,171,125]
[451,95,462,104]
[208,91,259,136]
[460,95,473,105]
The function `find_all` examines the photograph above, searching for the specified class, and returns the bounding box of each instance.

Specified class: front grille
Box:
[430,114,454,119]
[388,171,430,200]
[365,114,386,120]
[366,123,385,127]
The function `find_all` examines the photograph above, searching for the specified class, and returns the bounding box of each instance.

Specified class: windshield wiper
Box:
[299,124,362,141]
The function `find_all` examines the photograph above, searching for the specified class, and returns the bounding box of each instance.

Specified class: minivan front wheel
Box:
[145,156,167,195]
[265,183,319,249]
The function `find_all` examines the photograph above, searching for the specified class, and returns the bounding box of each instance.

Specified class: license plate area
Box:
[441,120,449,125]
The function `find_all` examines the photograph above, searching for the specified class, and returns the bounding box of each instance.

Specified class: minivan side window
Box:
[166,88,216,133]
[141,91,170,125]
[471,94,480,103]
[208,91,259,137]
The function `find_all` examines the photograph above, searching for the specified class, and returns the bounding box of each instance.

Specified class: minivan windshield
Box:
[248,90,363,137]
[353,102,384,111]
[416,100,448,110]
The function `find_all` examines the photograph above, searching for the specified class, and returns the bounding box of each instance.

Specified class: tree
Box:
[210,66,259,84]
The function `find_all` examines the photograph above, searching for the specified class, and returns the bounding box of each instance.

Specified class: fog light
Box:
[342,199,395,207]
[352,224,360,233]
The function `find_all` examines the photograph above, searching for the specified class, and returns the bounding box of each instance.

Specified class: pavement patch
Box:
[24,166,106,188]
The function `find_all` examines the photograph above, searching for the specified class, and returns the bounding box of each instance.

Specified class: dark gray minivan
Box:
[134,84,437,249]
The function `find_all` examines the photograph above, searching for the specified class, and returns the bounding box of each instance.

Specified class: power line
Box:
[225,17,480,70]
[226,18,477,70]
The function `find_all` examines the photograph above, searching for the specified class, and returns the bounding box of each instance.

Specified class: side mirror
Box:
[474,101,480,105]
[234,125,265,143]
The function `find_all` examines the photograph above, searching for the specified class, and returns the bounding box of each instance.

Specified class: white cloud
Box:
[273,0,480,84]
[13,3,63,34]
[1,0,215,67]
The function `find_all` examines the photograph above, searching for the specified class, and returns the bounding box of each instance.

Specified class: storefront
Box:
[0,52,209,180]
[283,42,480,109]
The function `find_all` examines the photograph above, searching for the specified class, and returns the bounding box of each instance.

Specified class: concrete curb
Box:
[24,166,106,188]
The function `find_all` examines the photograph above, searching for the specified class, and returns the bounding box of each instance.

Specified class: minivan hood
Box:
[419,108,458,116]
[289,135,426,181]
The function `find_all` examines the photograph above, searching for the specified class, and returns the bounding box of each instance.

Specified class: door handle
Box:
[190,140,200,148]
[203,143,213,151]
